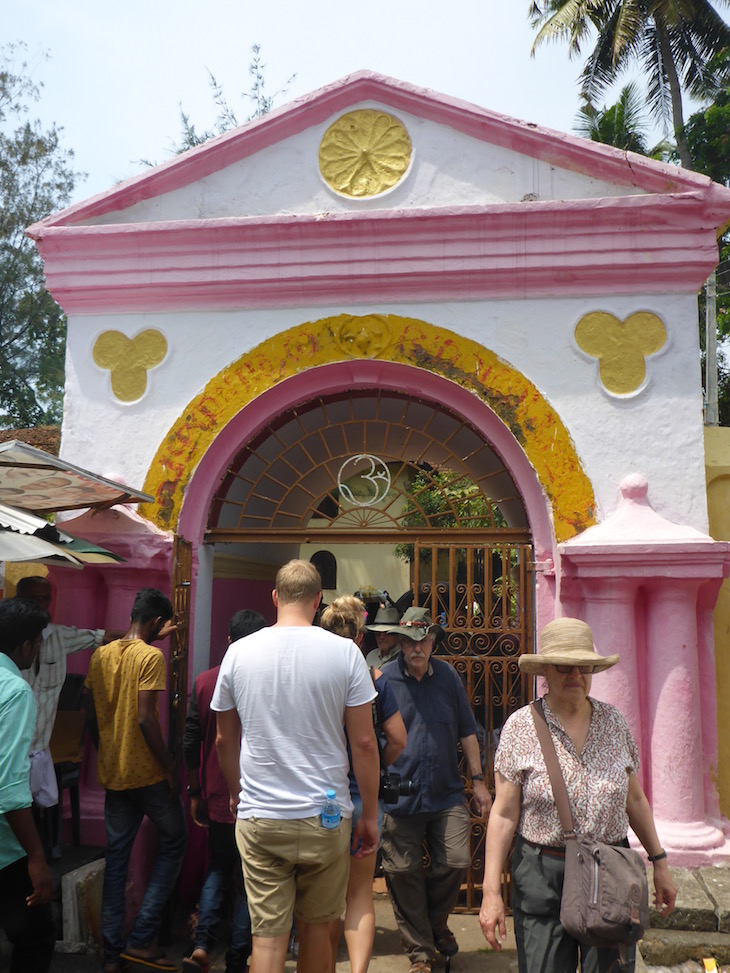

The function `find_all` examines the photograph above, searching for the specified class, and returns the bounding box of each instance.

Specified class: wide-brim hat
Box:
[383,606,444,643]
[518,617,619,674]
[366,605,401,632]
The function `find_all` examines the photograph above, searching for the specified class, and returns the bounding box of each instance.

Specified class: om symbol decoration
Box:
[337,455,391,507]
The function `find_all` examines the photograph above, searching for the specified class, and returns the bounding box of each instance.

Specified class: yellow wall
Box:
[705,426,730,816]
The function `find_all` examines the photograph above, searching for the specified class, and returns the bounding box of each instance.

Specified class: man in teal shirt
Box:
[0,597,56,972]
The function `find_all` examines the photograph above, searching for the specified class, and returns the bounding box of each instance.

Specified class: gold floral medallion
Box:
[318,109,412,197]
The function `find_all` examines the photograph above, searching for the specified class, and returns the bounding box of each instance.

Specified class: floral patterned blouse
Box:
[494,696,639,846]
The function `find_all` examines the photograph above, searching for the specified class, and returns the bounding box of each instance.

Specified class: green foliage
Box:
[169,45,296,155]
[683,51,730,184]
[0,43,79,427]
[393,468,505,563]
[574,81,651,152]
[530,1,730,167]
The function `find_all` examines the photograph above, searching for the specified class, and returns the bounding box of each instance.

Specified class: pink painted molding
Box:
[26,71,730,312]
[29,71,724,227]
[28,192,727,312]
[560,474,730,580]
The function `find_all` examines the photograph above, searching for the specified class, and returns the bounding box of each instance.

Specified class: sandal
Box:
[183,956,210,973]
[435,929,459,957]
[119,949,177,972]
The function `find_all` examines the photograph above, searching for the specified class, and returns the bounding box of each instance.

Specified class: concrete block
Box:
[640,929,730,967]
[649,867,717,932]
[61,857,105,951]
[698,866,730,933]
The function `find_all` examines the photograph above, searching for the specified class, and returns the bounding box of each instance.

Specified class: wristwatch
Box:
[472,773,485,782]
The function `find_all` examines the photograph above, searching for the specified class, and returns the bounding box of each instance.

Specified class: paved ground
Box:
[46,893,517,973]
[10,852,729,973]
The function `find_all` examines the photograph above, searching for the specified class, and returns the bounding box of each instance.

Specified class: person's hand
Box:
[157,619,178,641]
[473,780,492,819]
[229,794,239,819]
[479,890,507,951]
[190,794,209,828]
[652,860,677,915]
[26,853,54,906]
[351,814,379,859]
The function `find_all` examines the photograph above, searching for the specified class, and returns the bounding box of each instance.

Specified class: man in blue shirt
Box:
[0,597,56,973]
[380,608,491,973]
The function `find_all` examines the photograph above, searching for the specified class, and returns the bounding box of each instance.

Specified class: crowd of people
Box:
[0,561,677,973]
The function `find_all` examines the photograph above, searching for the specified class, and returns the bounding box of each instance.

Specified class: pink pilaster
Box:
[560,475,730,862]
[581,579,643,787]
[645,580,704,818]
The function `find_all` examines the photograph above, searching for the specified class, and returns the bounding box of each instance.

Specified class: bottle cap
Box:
[326,789,336,799]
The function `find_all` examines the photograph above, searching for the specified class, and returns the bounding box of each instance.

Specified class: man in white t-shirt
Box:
[212,560,380,973]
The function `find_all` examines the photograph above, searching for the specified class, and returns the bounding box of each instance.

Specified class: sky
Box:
[6,0,670,207]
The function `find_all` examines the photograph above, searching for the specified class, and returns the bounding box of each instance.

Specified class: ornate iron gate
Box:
[413,541,533,910]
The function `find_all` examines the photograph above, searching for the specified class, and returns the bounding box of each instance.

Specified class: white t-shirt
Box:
[211,625,376,820]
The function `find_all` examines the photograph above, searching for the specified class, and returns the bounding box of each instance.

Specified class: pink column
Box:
[645,580,724,852]
[581,579,644,787]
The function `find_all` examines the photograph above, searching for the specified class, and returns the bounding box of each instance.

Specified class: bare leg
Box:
[343,853,378,973]
[326,919,341,973]
[297,921,334,973]
[250,933,289,973]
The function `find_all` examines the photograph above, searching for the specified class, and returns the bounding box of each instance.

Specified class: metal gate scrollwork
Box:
[168,535,192,763]
[414,541,534,911]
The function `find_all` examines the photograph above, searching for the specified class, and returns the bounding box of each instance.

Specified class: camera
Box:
[380,772,416,805]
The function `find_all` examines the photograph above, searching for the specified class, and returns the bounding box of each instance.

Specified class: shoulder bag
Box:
[530,699,649,954]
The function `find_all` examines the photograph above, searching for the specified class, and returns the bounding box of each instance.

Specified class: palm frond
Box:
[531,0,598,57]
[642,22,675,126]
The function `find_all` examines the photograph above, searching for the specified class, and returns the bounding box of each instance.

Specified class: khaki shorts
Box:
[236,815,351,937]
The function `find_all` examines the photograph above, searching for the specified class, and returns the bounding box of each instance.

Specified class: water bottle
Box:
[321,789,341,829]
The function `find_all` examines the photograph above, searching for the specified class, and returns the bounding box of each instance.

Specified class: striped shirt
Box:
[22,624,104,751]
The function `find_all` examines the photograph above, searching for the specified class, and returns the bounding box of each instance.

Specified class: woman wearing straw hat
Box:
[479,617,676,973]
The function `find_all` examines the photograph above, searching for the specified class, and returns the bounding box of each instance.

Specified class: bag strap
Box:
[530,699,577,840]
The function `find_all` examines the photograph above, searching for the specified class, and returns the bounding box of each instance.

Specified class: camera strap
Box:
[370,666,386,771]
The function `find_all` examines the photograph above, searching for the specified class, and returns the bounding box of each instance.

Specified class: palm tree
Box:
[574,80,676,157]
[574,81,651,151]
[529,0,730,168]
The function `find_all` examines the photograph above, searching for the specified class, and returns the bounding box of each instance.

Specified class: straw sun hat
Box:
[518,617,619,674]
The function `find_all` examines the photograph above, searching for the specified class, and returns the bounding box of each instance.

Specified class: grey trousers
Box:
[512,836,635,973]
[381,805,471,964]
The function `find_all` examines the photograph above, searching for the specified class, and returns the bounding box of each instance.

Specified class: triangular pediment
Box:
[34,70,720,230]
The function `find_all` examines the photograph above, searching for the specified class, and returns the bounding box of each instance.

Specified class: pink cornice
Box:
[29,72,724,228]
[29,193,725,313]
[560,475,730,580]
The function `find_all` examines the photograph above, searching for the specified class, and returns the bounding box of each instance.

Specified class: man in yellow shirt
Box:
[86,588,184,973]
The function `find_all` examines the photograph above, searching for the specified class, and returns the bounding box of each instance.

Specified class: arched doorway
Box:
[205,388,534,908]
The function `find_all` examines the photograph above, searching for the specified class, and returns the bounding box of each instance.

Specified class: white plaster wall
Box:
[84,103,644,227]
[61,291,706,535]
[298,542,411,604]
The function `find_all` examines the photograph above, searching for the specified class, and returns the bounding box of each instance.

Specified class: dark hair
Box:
[130,588,174,624]
[0,598,50,655]
[16,576,51,598]
[229,609,267,642]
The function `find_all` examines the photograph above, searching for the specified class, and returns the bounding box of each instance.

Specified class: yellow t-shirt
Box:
[85,638,167,790]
